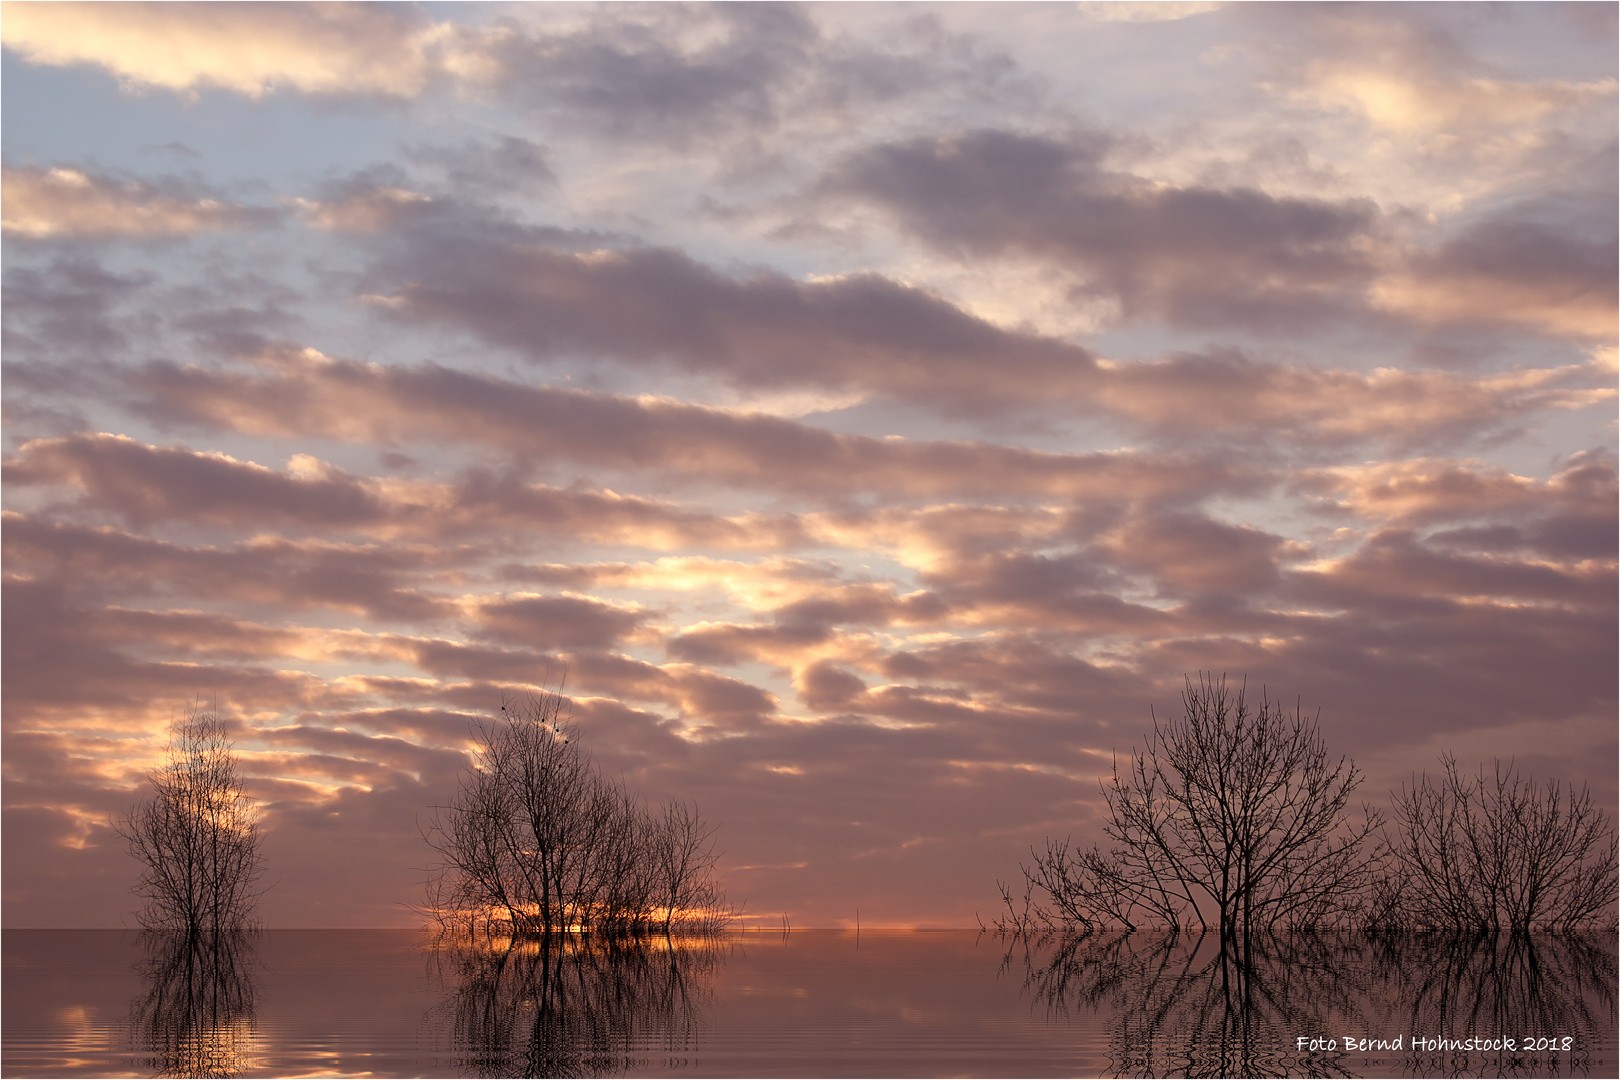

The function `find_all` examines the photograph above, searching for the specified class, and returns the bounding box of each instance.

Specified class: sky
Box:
[2,1,1615,930]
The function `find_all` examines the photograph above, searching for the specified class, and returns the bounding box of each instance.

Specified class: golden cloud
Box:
[0,1,483,98]
[1,165,267,238]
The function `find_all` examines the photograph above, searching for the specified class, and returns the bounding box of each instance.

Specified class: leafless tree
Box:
[997,675,1381,943]
[423,690,728,937]
[116,708,265,934]
[1372,755,1618,932]
[652,799,723,936]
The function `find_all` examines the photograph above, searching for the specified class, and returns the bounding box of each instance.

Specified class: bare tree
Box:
[653,800,722,936]
[1373,755,1618,932]
[424,690,728,937]
[997,675,1381,942]
[116,708,265,934]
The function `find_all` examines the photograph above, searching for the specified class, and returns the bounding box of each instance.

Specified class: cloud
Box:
[294,186,436,234]
[797,660,869,711]
[823,124,1618,346]
[1075,2,1224,23]
[1098,509,1299,596]
[0,1,469,98]
[1284,7,1615,143]
[1299,453,1619,569]
[541,654,779,731]
[2,165,278,240]
[1307,64,1610,143]
[443,469,813,551]
[3,431,810,550]
[479,4,1033,148]
[1299,453,1616,528]
[471,593,649,651]
[1370,213,1617,340]
[10,236,1605,458]
[1087,351,1613,451]
[5,2,1613,933]
[2,512,458,623]
[0,1,1017,154]
[489,2,820,143]
[404,135,556,196]
[822,128,1381,332]
[352,220,1609,444]
[372,235,1108,417]
[0,575,354,725]
[5,433,386,528]
[2,257,154,356]
[121,348,1250,499]
[1297,528,1614,609]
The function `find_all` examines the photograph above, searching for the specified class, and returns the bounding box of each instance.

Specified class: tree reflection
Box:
[128,930,260,1078]
[1004,931,1616,1078]
[1363,932,1617,1078]
[1006,931,1363,1077]
[431,932,726,1078]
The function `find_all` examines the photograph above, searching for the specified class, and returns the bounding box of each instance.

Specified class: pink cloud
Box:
[2,165,277,240]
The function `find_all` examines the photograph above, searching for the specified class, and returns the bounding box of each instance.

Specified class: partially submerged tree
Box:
[653,798,724,937]
[997,675,1381,940]
[116,708,265,934]
[1373,755,1618,932]
[423,690,728,937]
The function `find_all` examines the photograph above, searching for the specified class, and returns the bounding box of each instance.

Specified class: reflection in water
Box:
[1005,931,1617,1079]
[431,932,726,1078]
[1364,933,1618,1079]
[9,928,1612,1078]
[1005,931,1361,1078]
[128,930,260,1078]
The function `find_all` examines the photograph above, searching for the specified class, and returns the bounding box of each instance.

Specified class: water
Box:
[4,929,1615,1077]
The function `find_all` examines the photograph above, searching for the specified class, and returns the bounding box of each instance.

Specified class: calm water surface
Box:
[4,928,1615,1077]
